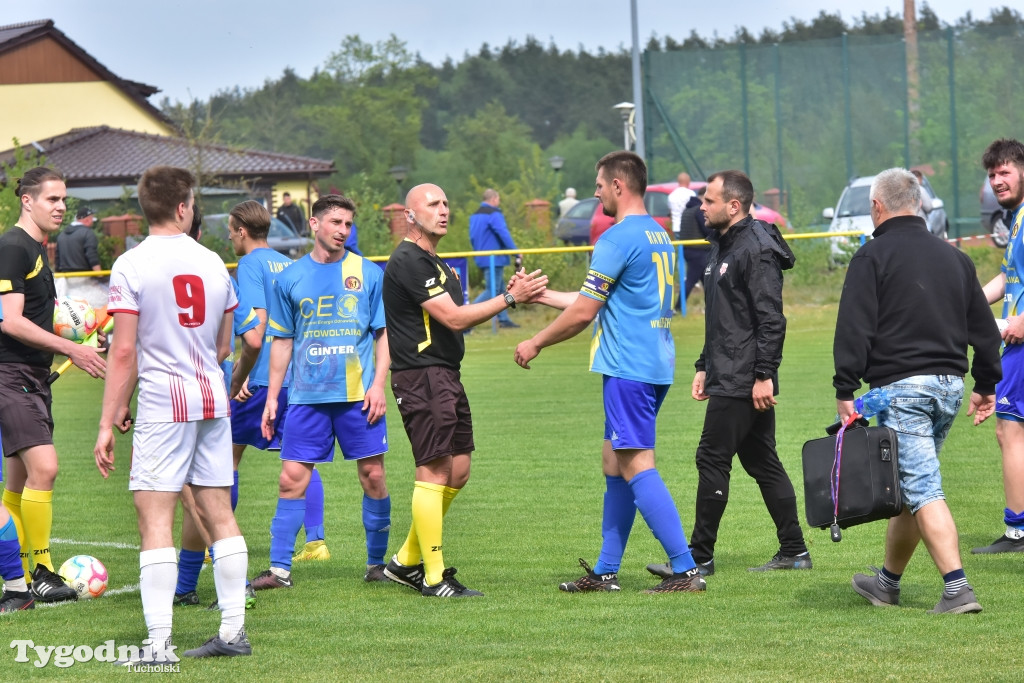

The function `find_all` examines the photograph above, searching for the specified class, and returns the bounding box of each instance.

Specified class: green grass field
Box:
[3,291,1022,680]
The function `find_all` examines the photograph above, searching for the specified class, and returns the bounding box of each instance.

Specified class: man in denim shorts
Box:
[833,168,1002,615]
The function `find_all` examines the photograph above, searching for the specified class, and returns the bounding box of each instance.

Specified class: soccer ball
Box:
[53,296,98,342]
[58,555,108,599]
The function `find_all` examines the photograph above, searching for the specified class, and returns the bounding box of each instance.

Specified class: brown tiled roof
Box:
[0,20,173,129]
[0,126,335,185]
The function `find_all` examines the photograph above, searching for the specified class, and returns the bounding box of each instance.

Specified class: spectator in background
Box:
[469,188,520,328]
[668,171,696,236]
[346,223,362,255]
[678,187,712,307]
[55,206,101,273]
[911,169,934,220]
[558,187,579,218]
[277,192,307,237]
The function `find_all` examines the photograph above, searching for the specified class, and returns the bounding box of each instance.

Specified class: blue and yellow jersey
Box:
[1000,205,1024,337]
[237,247,293,387]
[268,252,385,404]
[582,214,675,385]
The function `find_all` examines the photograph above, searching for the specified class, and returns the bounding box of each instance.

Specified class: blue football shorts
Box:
[231,385,290,450]
[996,343,1024,422]
[602,376,670,450]
[280,402,388,463]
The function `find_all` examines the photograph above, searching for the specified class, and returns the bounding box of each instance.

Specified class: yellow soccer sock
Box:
[397,485,461,567]
[411,481,446,586]
[21,488,54,571]
[442,486,460,515]
[2,489,31,578]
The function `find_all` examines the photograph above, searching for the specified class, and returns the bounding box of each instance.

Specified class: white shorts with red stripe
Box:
[129,418,233,492]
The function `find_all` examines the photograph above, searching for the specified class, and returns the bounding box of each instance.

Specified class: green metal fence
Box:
[643,26,1024,235]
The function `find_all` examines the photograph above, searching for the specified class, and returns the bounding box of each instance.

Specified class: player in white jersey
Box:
[94,166,251,662]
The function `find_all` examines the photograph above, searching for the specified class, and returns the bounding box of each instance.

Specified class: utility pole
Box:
[904,0,921,161]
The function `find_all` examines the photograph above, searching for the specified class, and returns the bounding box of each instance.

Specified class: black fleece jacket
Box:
[833,214,1002,399]
[697,215,795,397]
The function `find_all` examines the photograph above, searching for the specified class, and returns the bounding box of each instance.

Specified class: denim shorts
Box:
[877,375,963,514]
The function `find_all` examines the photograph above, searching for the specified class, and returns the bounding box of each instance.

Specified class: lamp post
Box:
[388,165,408,203]
[612,102,635,151]
[548,155,565,173]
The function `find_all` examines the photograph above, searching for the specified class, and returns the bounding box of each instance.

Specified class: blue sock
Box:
[231,470,239,511]
[1003,507,1024,531]
[304,469,325,543]
[629,469,696,574]
[0,518,24,582]
[362,494,392,565]
[175,548,205,595]
[270,498,306,571]
[942,568,968,596]
[593,475,636,575]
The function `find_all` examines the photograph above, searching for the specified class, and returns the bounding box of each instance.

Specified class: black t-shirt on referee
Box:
[0,226,57,368]
[383,239,465,371]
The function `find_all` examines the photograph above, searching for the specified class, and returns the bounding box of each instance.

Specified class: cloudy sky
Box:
[3,1,1007,103]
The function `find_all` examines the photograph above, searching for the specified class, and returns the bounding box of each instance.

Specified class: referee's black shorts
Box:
[0,363,54,458]
[391,365,474,466]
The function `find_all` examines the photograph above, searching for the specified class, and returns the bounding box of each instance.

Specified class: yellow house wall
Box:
[0,81,174,148]
[272,181,319,222]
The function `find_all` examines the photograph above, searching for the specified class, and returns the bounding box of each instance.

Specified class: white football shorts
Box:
[129,418,233,492]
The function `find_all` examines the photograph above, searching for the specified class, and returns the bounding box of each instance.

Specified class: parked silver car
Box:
[981,178,1010,248]
[201,213,312,259]
[823,174,948,262]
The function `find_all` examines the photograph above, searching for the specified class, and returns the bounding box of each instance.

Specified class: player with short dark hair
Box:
[1,166,105,604]
[253,193,392,589]
[95,165,251,661]
[514,151,705,593]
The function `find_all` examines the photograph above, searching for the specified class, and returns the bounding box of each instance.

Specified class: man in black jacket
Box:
[652,170,810,579]
[55,206,101,273]
[836,168,1001,614]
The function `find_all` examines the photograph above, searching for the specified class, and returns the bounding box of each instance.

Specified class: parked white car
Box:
[823,174,948,263]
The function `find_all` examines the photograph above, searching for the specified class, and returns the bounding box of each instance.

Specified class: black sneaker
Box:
[364,564,388,582]
[0,589,34,613]
[970,533,1024,554]
[173,590,200,607]
[30,564,77,603]
[644,568,707,593]
[646,558,714,579]
[558,558,620,593]
[421,567,483,597]
[250,569,293,590]
[383,554,425,591]
[206,583,257,611]
[113,637,177,666]
[183,629,252,658]
[748,551,813,572]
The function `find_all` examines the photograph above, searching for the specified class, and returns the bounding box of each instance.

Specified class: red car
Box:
[588,181,789,245]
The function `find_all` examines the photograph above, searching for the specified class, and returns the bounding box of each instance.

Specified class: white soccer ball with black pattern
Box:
[58,555,108,599]
[53,296,98,343]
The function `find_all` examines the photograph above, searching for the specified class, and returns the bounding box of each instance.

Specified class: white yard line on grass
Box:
[52,537,139,550]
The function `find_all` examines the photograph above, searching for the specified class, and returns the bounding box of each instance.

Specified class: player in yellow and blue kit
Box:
[252,195,391,589]
[978,138,1024,554]
[515,151,704,593]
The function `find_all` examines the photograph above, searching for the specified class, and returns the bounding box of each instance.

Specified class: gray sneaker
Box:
[927,586,982,615]
[183,629,253,658]
[852,567,899,606]
[646,558,714,579]
[364,564,388,582]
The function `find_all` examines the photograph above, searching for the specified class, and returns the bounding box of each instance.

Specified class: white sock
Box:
[1006,527,1024,540]
[211,535,248,642]
[139,547,177,642]
[5,577,28,592]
